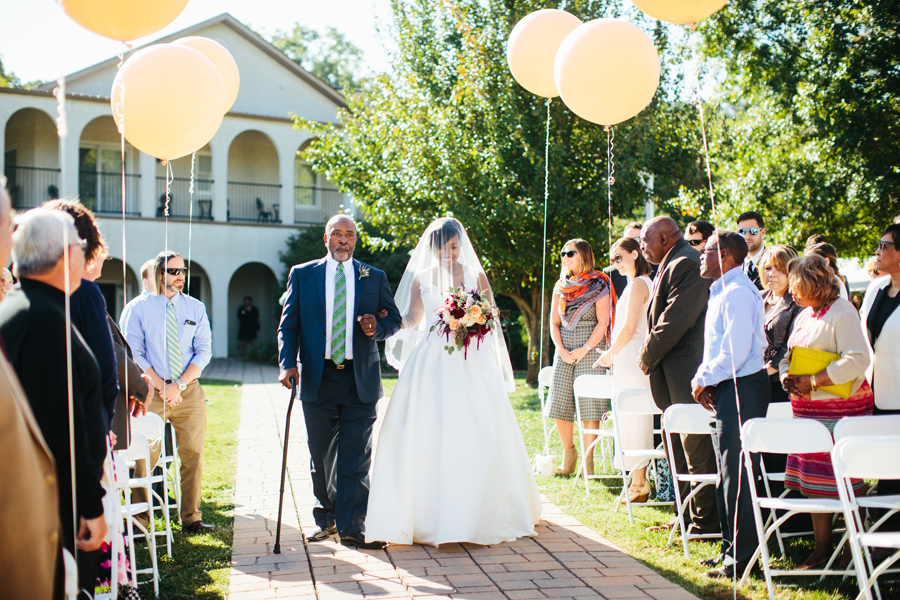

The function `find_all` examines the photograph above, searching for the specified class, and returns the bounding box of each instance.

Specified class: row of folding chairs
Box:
[742,414,900,600]
[94,412,181,599]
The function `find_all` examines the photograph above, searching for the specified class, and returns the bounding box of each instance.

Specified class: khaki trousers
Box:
[133,380,207,526]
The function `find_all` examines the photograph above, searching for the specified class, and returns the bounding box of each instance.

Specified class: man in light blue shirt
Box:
[119,258,155,332]
[692,231,770,579]
[126,251,214,532]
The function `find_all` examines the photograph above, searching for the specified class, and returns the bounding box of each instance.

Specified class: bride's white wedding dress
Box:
[366,268,542,546]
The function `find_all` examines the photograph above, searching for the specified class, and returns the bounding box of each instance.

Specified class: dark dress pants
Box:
[711,369,770,567]
[302,362,377,536]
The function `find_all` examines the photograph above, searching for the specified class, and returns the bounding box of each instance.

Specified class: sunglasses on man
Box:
[738,227,761,236]
[878,240,897,251]
[165,267,188,276]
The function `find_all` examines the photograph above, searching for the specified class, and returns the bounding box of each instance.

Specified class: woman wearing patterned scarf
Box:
[546,238,616,476]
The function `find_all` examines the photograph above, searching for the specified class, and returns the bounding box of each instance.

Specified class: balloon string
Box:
[188,152,196,292]
[164,162,173,218]
[118,50,129,413]
[605,125,615,250]
[538,97,551,406]
[692,28,742,592]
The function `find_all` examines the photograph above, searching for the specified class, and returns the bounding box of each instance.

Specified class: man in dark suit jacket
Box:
[278,215,402,549]
[638,216,719,535]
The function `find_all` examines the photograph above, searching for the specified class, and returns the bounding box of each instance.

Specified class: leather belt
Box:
[324,359,352,370]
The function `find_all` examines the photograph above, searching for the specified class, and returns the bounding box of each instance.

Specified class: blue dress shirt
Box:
[125,292,212,380]
[692,266,767,389]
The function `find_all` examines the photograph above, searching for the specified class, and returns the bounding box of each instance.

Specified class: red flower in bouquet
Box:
[430,286,498,358]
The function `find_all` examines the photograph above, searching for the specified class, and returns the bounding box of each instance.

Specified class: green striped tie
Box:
[166,299,184,380]
[331,262,347,364]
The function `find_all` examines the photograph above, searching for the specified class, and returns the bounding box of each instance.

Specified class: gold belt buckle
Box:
[336,363,344,370]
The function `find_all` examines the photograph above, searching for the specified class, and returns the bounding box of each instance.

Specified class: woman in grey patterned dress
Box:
[546,239,614,476]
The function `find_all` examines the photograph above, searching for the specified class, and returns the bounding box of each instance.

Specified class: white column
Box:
[139,152,156,217]
[210,137,228,222]
[209,269,230,358]
[278,144,295,225]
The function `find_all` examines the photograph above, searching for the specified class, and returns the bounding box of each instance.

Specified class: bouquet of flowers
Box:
[430,286,498,358]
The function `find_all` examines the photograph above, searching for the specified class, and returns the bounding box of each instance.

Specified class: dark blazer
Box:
[277,257,402,404]
[762,290,802,373]
[0,279,106,555]
[639,238,711,408]
[71,279,118,429]
[107,314,149,450]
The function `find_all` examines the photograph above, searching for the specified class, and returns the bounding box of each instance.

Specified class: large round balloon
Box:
[554,19,660,127]
[172,37,241,111]
[111,44,226,161]
[507,9,581,98]
[60,0,190,41]
[631,0,728,25]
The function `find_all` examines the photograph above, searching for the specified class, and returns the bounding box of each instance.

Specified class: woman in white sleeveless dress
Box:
[595,236,654,504]
[366,218,542,546]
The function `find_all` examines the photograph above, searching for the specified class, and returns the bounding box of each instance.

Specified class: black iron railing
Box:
[79,171,141,215]
[294,185,349,224]
[155,177,215,220]
[227,181,281,223]
[4,165,61,210]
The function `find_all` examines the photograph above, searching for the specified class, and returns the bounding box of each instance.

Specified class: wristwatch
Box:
[174,378,187,392]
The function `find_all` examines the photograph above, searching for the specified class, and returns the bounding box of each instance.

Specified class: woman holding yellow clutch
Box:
[779,254,873,569]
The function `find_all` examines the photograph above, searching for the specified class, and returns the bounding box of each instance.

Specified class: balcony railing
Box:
[295,185,350,224]
[79,171,141,215]
[227,181,281,223]
[155,177,215,220]
[4,166,61,210]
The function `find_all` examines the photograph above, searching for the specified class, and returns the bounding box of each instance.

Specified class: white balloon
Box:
[507,9,581,98]
[631,0,729,25]
[554,19,660,127]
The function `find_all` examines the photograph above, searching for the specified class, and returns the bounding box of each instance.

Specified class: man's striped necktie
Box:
[167,299,183,380]
[331,262,347,364]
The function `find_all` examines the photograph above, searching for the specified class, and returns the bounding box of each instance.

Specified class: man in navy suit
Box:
[277,215,402,549]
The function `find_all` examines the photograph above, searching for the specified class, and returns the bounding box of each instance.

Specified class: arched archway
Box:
[227,130,280,222]
[155,142,213,220]
[79,116,139,215]
[227,262,279,356]
[95,258,139,323]
[4,107,60,209]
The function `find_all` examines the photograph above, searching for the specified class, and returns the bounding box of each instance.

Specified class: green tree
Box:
[697,0,900,255]
[269,25,366,91]
[0,57,22,88]
[295,0,718,384]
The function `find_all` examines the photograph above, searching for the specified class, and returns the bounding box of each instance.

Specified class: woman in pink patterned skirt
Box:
[779,254,873,569]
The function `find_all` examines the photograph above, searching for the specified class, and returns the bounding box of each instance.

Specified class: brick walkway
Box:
[212,361,698,600]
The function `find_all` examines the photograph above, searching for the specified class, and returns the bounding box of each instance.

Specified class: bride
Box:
[366,217,542,546]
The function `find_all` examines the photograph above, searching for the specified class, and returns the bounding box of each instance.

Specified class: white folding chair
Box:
[115,431,159,596]
[766,402,793,419]
[662,404,721,555]
[573,374,617,493]
[611,388,670,521]
[131,413,174,556]
[739,418,852,598]
[832,436,900,600]
[96,439,120,600]
[537,366,557,458]
[834,415,900,441]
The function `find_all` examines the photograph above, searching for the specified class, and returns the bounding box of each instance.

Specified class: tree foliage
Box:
[294,0,717,383]
[269,25,366,91]
[0,57,22,88]
[697,0,900,254]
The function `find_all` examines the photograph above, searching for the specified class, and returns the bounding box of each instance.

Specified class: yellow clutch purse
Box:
[788,347,854,399]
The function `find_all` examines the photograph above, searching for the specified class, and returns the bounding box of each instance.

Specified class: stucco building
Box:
[0,13,354,357]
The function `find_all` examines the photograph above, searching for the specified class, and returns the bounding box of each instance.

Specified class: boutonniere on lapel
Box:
[358,264,370,281]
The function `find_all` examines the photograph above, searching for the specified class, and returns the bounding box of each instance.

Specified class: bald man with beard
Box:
[638,216,719,536]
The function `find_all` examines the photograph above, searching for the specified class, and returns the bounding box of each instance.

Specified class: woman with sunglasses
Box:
[594,237,653,503]
[545,239,614,476]
[859,224,900,528]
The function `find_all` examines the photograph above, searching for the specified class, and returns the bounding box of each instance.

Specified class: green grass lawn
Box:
[135,379,241,600]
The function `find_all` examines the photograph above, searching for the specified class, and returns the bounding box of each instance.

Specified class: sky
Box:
[0,0,393,84]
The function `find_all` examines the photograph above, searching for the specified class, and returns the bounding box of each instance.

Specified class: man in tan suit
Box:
[0,181,61,599]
